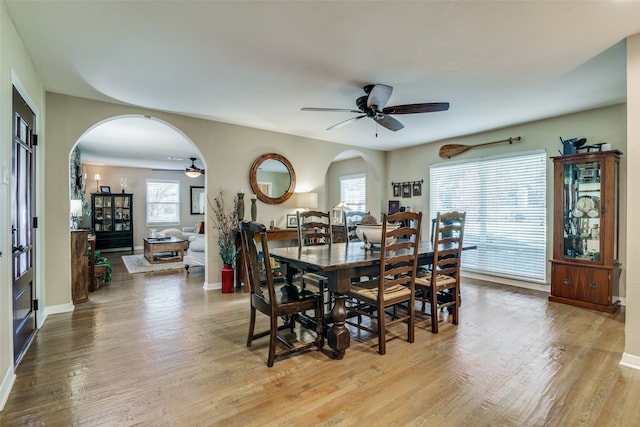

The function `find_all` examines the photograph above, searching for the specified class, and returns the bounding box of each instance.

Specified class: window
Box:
[340,173,366,212]
[430,150,546,282]
[146,179,180,226]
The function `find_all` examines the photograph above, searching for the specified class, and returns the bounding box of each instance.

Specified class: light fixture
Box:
[294,192,318,210]
[185,157,204,178]
[94,173,100,192]
[333,201,351,223]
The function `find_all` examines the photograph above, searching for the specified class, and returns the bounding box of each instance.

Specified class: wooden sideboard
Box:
[235,225,346,289]
[70,230,89,303]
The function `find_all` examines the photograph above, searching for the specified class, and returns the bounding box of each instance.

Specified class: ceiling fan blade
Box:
[367,84,393,109]
[373,114,404,132]
[382,102,450,115]
[301,107,362,113]
[327,115,366,130]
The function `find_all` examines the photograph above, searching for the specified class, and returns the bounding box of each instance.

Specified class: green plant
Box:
[210,189,239,267]
[93,250,112,283]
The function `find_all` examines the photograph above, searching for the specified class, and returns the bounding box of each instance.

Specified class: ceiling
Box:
[5,1,640,170]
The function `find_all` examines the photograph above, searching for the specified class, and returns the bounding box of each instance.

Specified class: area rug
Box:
[122,254,184,274]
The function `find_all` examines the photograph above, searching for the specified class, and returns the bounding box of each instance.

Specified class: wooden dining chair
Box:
[414,211,466,334]
[295,210,333,305]
[240,221,324,367]
[297,210,333,247]
[343,210,370,241]
[345,211,422,355]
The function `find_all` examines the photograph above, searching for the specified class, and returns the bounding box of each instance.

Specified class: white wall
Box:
[622,33,640,369]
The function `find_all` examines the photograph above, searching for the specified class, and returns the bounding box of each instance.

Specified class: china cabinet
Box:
[91,193,134,251]
[549,150,622,313]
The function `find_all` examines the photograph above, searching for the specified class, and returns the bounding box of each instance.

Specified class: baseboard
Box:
[44,302,75,317]
[620,352,640,371]
[462,271,549,292]
[203,281,221,291]
[0,365,17,411]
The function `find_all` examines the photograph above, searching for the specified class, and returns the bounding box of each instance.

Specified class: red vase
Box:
[221,265,234,293]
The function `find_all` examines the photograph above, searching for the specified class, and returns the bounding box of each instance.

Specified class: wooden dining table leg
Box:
[326,269,350,359]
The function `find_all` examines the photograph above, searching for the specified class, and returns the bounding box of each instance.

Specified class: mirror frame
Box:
[249,153,296,205]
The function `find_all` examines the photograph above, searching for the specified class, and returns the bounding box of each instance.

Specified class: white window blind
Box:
[340,173,366,212]
[146,180,180,226]
[430,150,547,282]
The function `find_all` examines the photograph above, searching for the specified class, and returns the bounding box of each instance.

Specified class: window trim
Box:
[146,179,181,226]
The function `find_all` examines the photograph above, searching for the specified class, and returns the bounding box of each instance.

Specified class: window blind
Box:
[430,150,547,282]
[146,179,181,226]
[340,173,367,212]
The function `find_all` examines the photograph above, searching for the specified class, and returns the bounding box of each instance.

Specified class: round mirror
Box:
[249,153,296,204]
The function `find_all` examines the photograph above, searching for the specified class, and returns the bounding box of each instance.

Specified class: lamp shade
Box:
[294,192,318,209]
[333,202,351,212]
[70,199,83,217]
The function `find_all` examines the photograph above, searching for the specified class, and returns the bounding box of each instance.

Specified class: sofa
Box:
[159,221,205,248]
[184,235,205,273]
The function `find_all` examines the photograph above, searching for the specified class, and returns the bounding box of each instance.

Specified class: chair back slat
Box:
[432,211,466,281]
[240,221,277,305]
[297,210,332,248]
[344,210,370,241]
[380,211,423,297]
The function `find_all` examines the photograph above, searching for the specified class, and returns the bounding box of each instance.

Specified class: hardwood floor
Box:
[1,252,639,426]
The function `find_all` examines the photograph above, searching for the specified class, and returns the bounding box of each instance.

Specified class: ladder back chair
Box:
[296,210,334,309]
[345,211,423,355]
[343,210,370,241]
[414,211,466,334]
[240,221,324,367]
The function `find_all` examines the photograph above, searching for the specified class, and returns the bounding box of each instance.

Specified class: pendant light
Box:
[185,157,203,178]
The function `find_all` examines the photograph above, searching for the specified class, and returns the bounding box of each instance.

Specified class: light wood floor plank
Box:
[1,252,639,426]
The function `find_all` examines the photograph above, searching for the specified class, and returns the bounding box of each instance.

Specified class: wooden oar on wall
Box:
[439,136,522,158]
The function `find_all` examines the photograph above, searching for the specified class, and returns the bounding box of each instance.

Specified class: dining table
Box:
[269,240,476,359]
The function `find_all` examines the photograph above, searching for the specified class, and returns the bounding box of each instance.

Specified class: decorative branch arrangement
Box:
[391,179,423,198]
[439,136,522,158]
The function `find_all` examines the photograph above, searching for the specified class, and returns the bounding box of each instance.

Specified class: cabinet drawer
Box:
[551,264,611,306]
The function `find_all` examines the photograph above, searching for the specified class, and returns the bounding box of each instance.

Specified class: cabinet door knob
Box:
[562,279,570,285]
[589,283,598,289]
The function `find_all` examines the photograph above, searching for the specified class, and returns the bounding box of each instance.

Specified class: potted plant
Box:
[92,250,112,289]
[211,189,238,293]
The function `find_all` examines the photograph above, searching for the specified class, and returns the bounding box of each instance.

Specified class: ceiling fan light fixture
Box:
[185,157,203,178]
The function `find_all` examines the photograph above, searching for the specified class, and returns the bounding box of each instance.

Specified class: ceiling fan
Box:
[301,84,449,132]
[185,157,205,178]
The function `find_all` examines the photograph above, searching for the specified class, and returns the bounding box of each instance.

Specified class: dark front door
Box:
[12,86,37,365]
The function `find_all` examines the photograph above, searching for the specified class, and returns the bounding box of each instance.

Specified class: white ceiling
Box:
[5,1,640,170]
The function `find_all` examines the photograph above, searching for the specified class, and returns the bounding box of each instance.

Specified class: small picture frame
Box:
[99,185,111,193]
[402,183,411,198]
[388,200,400,214]
[286,214,298,228]
[412,182,422,197]
[393,183,401,198]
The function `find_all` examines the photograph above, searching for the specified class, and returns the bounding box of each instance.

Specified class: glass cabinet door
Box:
[563,160,601,262]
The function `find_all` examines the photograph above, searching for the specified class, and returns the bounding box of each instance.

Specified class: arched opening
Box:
[325,149,381,223]
[68,115,206,287]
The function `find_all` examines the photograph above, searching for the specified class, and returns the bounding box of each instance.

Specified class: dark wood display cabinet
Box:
[549,150,622,313]
[91,193,134,251]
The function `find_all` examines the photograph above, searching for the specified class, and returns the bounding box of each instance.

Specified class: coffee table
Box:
[143,237,185,264]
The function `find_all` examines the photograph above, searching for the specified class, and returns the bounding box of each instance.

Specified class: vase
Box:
[221,265,234,293]
[237,193,245,222]
[251,198,257,221]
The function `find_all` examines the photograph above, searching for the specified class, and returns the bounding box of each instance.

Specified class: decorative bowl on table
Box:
[355,223,401,249]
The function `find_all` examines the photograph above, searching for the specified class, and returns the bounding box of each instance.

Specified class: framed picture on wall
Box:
[412,182,422,197]
[190,186,205,214]
[402,183,411,198]
[393,183,401,198]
